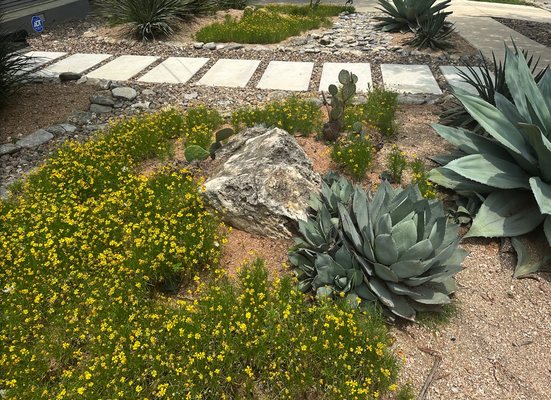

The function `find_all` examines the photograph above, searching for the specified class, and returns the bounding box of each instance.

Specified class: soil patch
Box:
[0,83,95,144]
[494,17,551,48]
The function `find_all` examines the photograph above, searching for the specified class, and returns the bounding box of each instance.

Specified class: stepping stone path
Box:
[23,51,67,73]
[197,59,260,88]
[87,55,159,81]
[28,51,480,95]
[257,61,314,91]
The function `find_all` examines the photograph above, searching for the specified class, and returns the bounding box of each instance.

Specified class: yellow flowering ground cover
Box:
[0,107,402,399]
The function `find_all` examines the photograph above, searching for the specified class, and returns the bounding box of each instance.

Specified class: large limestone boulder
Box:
[204,127,321,239]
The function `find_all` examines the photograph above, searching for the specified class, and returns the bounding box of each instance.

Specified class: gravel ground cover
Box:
[494,17,551,47]
[3,9,550,400]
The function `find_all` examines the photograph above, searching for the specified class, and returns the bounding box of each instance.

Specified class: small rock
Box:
[184,92,199,101]
[45,125,67,135]
[90,104,113,114]
[84,124,107,132]
[90,93,115,106]
[204,42,217,50]
[0,143,20,156]
[0,186,8,199]
[76,76,88,84]
[142,89,155,96]
[59,123,77,133]
[193,42,204,49]
[215,44,226,50]
[397,93,427,105]
[112,87,138,101]
[16,129,54,148]
[59,72,82,82]
[131,101,150,109]
[320,37,332,45]
[304,48,321,54]
[69,111,94,125]
[98,80,112,90]
[225,44,244,51]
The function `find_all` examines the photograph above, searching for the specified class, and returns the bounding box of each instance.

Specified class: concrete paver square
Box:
[39,53,112,77]
[440,66,491,95]
[197,59,260,88]
[86,55,160,81]
[23,51,67,72]
[381,64,442,94]
[257,61,314,91]
[138,57,209,84]
[319,62,372,92]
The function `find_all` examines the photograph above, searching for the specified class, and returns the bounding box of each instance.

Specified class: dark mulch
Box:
[494,17,551,48]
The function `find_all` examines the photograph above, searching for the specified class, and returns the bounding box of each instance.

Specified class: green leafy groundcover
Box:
[0,109,401,399]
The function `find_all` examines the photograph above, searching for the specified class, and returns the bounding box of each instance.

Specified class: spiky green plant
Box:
[375,0,452,32]
[184,127,234,161]
[429,46,551,277]
[290,173,466,321]
[98,0,217,40]
[440,45,548,132]
[405,13,453,50]
[322,69,358,141]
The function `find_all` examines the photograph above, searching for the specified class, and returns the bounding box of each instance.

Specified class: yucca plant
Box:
[440,45,548,132]
[0,15,31,107]
[405,13,453,50]
[429,46,551,277]
[98,0,217,40]
[289,173,466,321]
[375,0,452,32]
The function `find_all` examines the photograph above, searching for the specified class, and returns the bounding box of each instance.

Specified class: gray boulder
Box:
[204,127,321,239]
[112,87,137,101]
[16,129,54,148]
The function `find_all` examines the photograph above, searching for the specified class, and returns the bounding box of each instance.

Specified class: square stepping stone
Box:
[138,57,209,84]
[440,66,491,95]
[37,53,112,78]
[22,51,67,72]
[197,59,260,88]
[319,62,372,92]
[86,55,160,81]
[381,64,442,94]
[257,61,314,91]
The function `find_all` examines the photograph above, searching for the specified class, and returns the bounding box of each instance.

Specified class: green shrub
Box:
[344,88,398,137]
[331,134,374,180]
[429,47,551,277]
[375,0,452,32]
[183,105,224,148]
[410,156,436,199]
[98,0,217,40]
[289,173,466,321]
[386,144,408,183]
[217,0,249,9]
[231,96,323,135]
[264,3,355,17]
[196,4,346,44]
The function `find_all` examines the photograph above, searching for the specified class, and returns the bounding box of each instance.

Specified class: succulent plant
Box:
[375,0,452,32]
[290,173,466,321]
[184,127,234,162]
[429,46,551,277]
[405,13,453,50]
[440,44,548,132]
[322,70,358,141]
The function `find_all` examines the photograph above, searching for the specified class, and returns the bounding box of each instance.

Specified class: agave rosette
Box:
[429,47,551,276]
[290,174,466,321]
[375,0,452,32]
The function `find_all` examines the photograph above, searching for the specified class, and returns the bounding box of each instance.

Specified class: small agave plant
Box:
[429,46,551,277]
[290,173,466,321]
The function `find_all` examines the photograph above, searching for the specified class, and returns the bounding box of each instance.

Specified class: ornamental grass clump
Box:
[290,173,466,321]
[331,134,374,180]
[429,46,551,277]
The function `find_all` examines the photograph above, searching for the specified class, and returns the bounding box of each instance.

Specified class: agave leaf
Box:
[544,215,551,246]
[386,281,419,296]
[408,285,451,305]
[465,190,545,238]
[352,187,370,229]
[494,92,525,128]
[455,91,537,167]
[355,282,377,301]
[298,219,324,247]
[389,292,416,321]
[288,252,312,268]
[354,252,374,275]
[360,229,375,261]
[444,154,530,189]
[519,123,551,182]
[389,259,429,279]
[431,151,465,166]
[431,124,510,158]
[297,279,313,293]
[374,234,399,265]
[428,167,495,194]
[399,239,434,261]
[537,69,551,114]
[529,177,551,215]
[374,263,400,282]
[316,286,333,299]
[308,193,323,212]
[368,277,394,308]
[441,247,469,267]
[338,203,362,251]
[335,245,352,268]
[428,218,447,251]
[375,213,393,237]
[391,218,417,255]
[422,264,463,283]
[512,232,551,278]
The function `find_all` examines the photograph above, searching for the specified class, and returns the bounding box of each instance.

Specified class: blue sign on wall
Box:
[31,15,45,33]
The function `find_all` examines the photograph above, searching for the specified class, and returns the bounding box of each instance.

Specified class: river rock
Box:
[204,127,321,239]
[16,129,54,148]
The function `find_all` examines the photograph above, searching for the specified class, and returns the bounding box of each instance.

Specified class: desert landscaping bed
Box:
[1,4,551,400]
